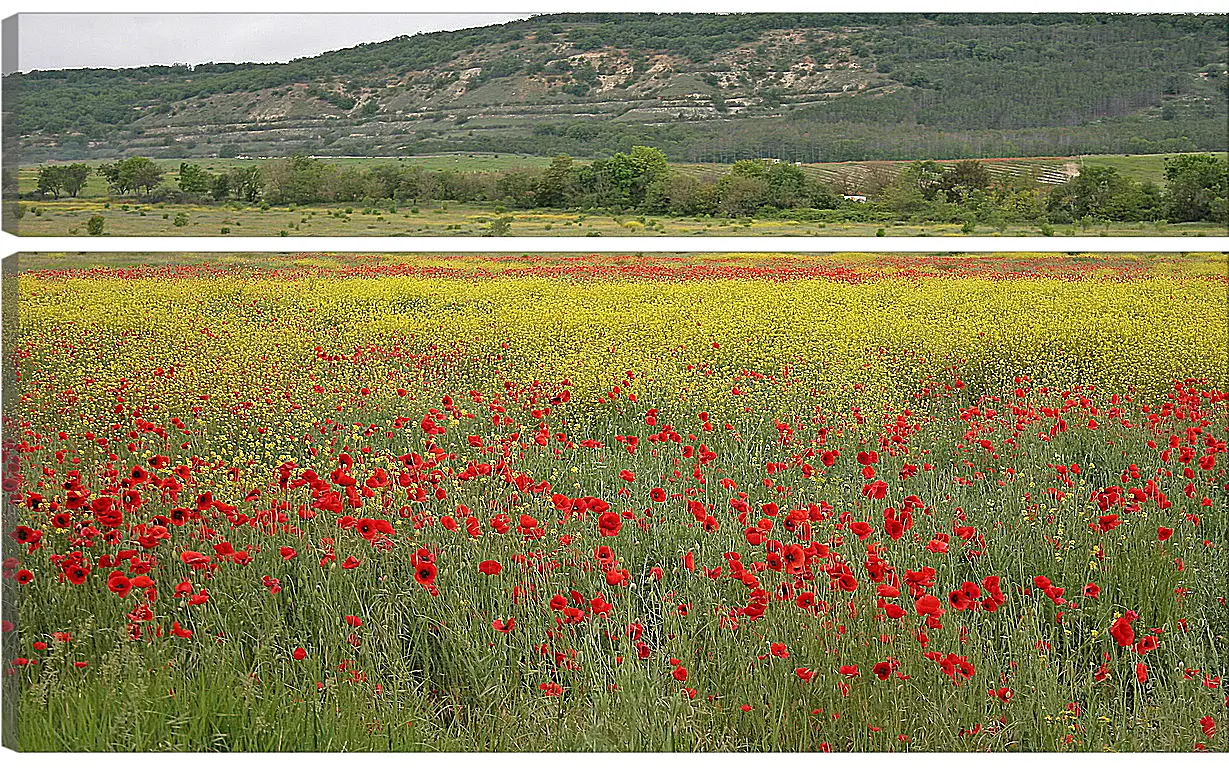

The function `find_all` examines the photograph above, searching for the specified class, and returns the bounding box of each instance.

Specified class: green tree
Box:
[177,162,213,196]
[1164,153,1228,223]
[97,162,122,194]
[939,160,991,204]
[765,162,808,208]
[123,157,164,195]
[263,155,332,204]
[902,160,947,200]
[495,170,539,208]
[1046,165,1154,222]
[98,157,163,195]
[644,173,718,216]
[229,166,264,203]
[64,164,90,197]
[536,155,576,208]
[730,159,771,179]
[211,172,231,201]
[717,174,769,217]
[600,145,669,209]
[367,164,405,200]
[36,166,66,198]
[395,166,433,204]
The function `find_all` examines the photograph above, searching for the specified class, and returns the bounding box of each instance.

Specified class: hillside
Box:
[7,13,1227,163]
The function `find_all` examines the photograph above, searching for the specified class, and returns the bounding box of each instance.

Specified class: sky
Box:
[14,13,533,72]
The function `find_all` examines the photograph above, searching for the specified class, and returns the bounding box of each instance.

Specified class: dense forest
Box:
[6,13,1226,163]
[25,150,1229,229]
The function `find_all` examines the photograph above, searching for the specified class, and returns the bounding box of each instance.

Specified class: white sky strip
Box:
[14,13,530,71]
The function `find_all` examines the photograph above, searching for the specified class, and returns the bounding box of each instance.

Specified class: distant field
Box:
[11,198,1226,237]
[675,156,1078,189]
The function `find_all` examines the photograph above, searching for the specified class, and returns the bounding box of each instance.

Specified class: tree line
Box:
[33,149,1228,225]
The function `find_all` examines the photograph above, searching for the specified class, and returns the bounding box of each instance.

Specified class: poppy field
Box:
[2,252,1227,752]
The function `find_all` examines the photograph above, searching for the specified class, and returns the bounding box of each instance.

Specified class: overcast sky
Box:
[15,13,533,72]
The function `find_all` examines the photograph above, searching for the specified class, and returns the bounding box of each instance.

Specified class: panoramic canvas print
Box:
[2,12,1227,237]
[1,251,1226,751]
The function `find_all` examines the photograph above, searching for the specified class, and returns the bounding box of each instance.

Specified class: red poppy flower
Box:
[597,511,622,537]
[414,562,438,587]
[180,551,212,568]
[106,571,132,598]
[915,595,945,617]
[1135,636,1159,655]
[492,618,514,633]
[861,480,889,500]
[1201,716,1216,737]
[478,560,502,575]
[1110,615,1136,647]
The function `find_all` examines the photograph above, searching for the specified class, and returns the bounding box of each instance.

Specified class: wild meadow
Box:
[2,252,1226,751]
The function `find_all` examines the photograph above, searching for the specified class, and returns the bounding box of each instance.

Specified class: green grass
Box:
[10,198,1226,238]
[1082,153,1229,185]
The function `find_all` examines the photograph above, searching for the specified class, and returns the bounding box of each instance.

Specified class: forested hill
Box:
[7,12,1228,163]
